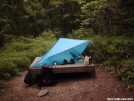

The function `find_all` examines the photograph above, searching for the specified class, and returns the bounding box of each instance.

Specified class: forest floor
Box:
[0,66,134,101]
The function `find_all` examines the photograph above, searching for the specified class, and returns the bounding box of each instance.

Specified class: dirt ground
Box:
[0,66,134,101]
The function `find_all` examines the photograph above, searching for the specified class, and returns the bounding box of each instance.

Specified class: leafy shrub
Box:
[68,28,134,65]
[121,59,134,84]
[0,32,57,89]
[88,36,134,64]
[40,29,61,39]
[68,28,134,85]
[0,60,18,80]
[0,79,7,94]
[39,30,57,40]
[68,28,95,39]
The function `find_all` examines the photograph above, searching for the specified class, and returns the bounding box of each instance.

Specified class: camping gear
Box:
[31,38,90,68]
[89,56,92,64]
[61,59,68,65]
[37,64,57,89]
[24,71,32,85]
[37,90,48,97]
[29,57,96,84]
[84,55,89,66]
[69,58,75,64]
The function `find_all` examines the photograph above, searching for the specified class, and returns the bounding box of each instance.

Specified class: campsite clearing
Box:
[0,66,134,101]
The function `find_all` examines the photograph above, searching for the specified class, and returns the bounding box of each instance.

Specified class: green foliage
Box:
[0,79,7,94]
[68,28,134,67]
[68,28,95,39]
[22,0,49,36]
[90,35,134,84]
[93,36,133,65]
[0,60,18,80]
[68,28,134,85]
[0,32,56,89]
[80,0,108,27]
[121,59,134,84]
[81,0,108,17]
[80,0,134,36]
[39,30,59,40]
[0,0,134,41]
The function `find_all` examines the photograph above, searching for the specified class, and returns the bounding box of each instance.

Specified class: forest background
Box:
[0,0,134,91]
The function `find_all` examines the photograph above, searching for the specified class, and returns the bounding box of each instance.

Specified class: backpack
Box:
[37,64,57,89]
[24,71,32,85]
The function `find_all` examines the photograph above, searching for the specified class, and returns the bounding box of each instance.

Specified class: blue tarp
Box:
[31,38,90,68]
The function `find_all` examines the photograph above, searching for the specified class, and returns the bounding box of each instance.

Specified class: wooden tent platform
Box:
[29,57,96,83]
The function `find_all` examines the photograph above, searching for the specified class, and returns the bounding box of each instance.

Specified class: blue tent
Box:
[31,38,90,68]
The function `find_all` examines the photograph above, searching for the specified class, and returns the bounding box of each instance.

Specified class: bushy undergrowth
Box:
[69,28,134,85]
[121,59,134,84]
[0,31,57,89]
[0,28,134,89]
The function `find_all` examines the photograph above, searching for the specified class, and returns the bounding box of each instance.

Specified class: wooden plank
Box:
[29,57,95,69]
[29,57,96,84]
